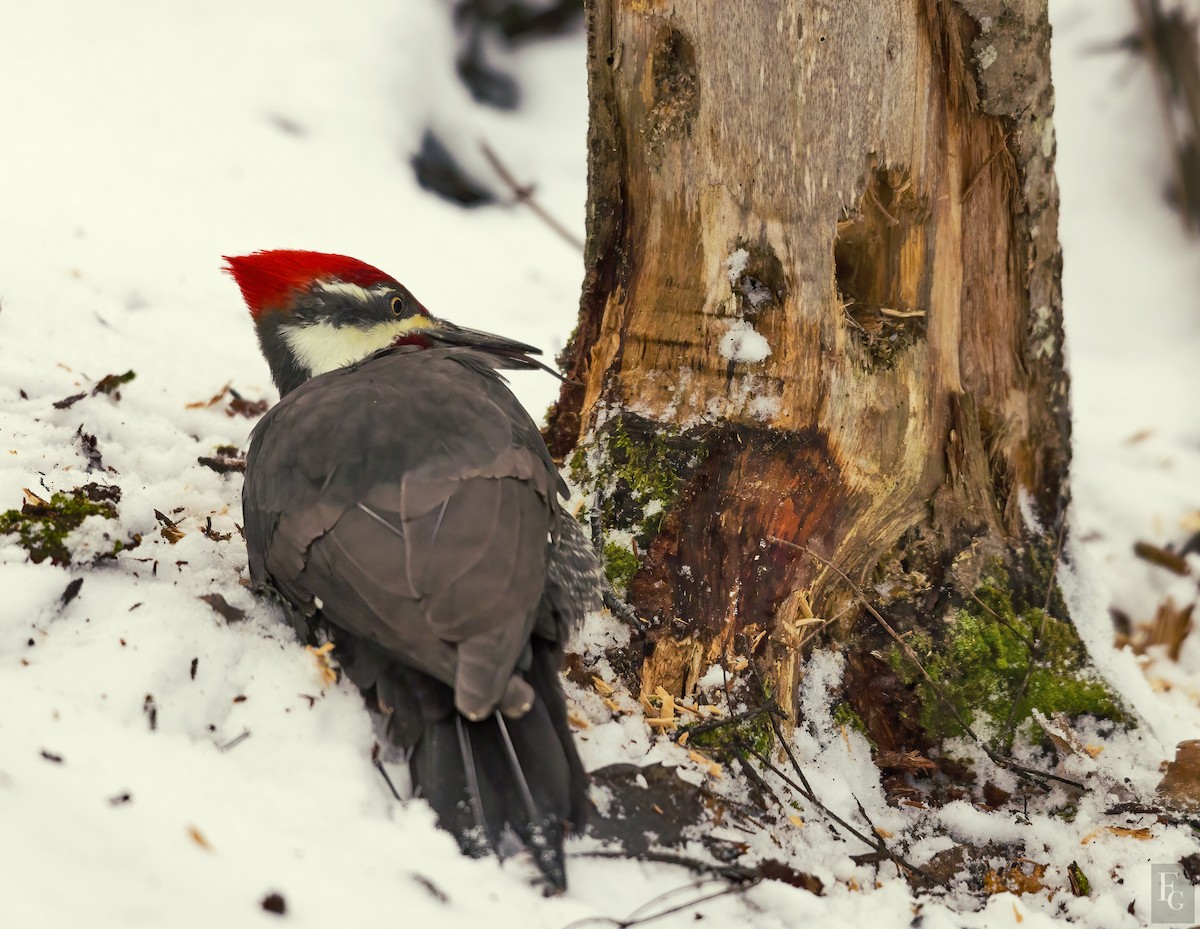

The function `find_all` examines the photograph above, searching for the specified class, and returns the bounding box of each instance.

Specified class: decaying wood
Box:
[549,1,1069,717]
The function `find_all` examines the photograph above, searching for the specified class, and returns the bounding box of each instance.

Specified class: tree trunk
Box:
[548,0,1116,750]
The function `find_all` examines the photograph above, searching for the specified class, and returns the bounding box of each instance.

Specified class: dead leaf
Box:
[227,395,269,419]
[1157,739,1200,811]
[186,382,232,409]
[983,861,1047,896]
[199,593,247,624]
[52,392,87,410]
[154,509,185,544]
[1122,597,1196,661]
[92,370,135,398]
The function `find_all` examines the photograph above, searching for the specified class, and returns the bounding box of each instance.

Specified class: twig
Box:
[480,142,585,251]
[733,734,933,885]
[1000,519,1067,741]
[572,849,760,883]
[558,878,757,929]
[1104,802,1200,829]
[604,588,641,625]
[865,182,900,226]
[766,537,1085,792]
[375,759,405,802]
[218,729,251,752]
[671,704,780,744]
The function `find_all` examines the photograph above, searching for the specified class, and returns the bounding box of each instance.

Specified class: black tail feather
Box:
[454,715,497,857]
[376,640,584,891]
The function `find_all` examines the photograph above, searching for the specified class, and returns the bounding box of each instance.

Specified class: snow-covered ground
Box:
[0,2,1197,927]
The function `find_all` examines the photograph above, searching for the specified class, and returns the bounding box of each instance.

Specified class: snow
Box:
[1,1,1199,927]
[718,319,772,364]
[725,247,751,283]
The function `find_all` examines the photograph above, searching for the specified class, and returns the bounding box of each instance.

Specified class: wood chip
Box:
[788,815,805,827]
[1081,826,1155,844]
[602,697,623,714]
[645,716,678,729]
[653,686,676,720]
[591,675,614,697]
[567,711,590,730]
[688,750,723,778]
[306,642,337,685]
[1133,540,1190,576]
[22,488,50,508]
[1107,826,1154,840]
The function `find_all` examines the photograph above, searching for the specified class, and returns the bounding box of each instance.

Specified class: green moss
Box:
[685,710,774,758]
[889,563,1127,749]
[568,446,590,488]
[601,418,684,537]
[832,701,868,735]
[578,416,702,543]
[0,484,121,565]
[603,541,638,596]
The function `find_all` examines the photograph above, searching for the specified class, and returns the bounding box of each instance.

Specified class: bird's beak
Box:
[423,318,542,357]
[421,317,573,382]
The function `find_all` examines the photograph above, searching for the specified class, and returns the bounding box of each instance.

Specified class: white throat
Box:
[282,318,429,376]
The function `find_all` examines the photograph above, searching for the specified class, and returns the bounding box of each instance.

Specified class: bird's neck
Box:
[255,317,315,397]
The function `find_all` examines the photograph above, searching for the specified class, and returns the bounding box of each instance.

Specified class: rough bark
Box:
[548,0,1098,745]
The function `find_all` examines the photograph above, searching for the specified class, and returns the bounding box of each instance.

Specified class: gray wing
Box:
[243,347,562,719]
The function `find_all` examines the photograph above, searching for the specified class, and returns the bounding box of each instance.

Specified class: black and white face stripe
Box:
[254,278,431,395]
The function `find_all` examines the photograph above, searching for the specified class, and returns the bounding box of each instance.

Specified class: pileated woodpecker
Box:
[226,250,601,891]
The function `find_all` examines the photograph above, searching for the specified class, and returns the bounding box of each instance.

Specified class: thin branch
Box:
[1000,518,1068,740]
[217,729,251,752]
[572,849,760,883]
[671,704,781,744]
[732,734,933,886]
[558,878,756,929]
[480,142,585,251]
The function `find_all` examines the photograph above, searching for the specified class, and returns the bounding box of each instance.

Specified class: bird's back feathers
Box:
[242,344,597,889]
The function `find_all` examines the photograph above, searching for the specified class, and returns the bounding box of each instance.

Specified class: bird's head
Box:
[224,249,546,396]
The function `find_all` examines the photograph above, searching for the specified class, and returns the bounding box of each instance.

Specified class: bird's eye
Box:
[390,296,405,317]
